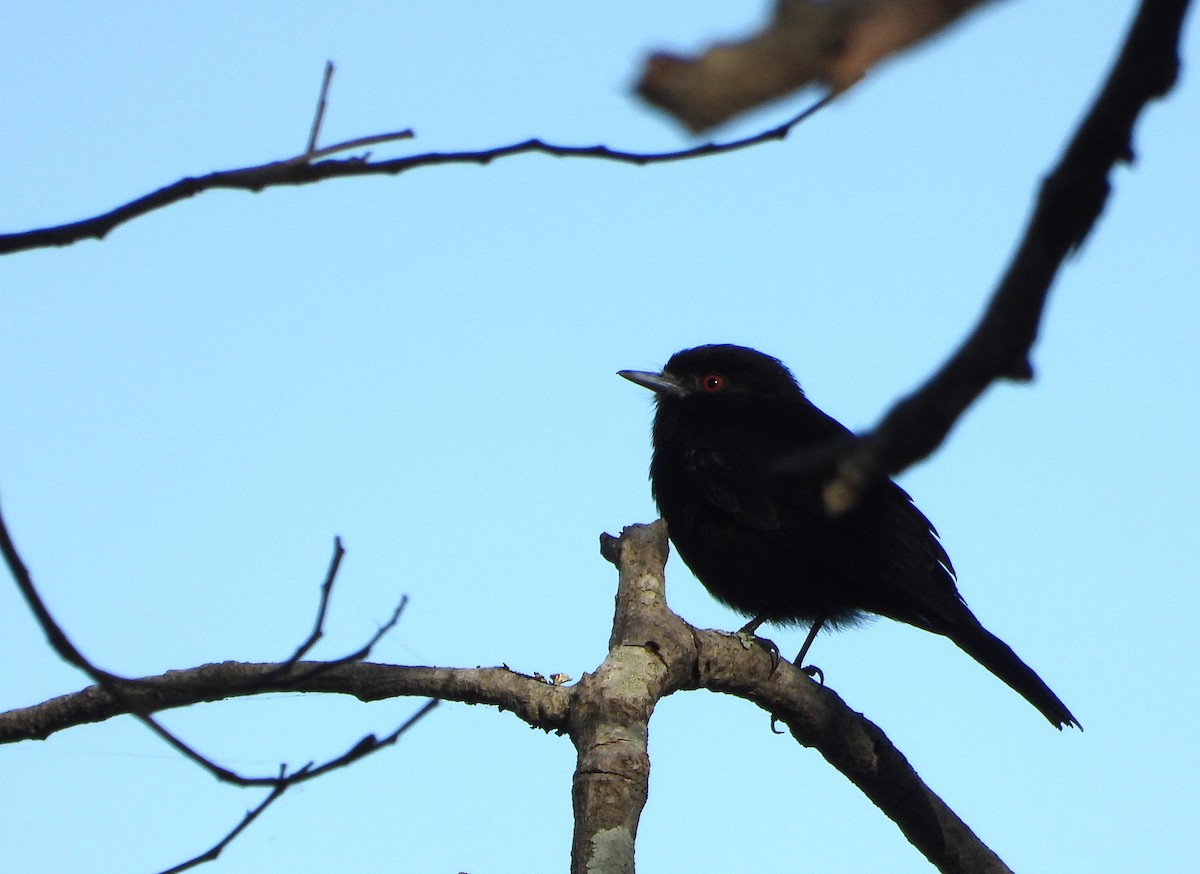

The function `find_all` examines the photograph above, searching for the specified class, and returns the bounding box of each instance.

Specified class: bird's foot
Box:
[734,630,781,673]
[799,663,824,685]
[765,662,823,734]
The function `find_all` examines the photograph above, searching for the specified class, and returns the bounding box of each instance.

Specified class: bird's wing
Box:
[677,440,782,531]
[752,434,964,629]
[663,406,965,629]
[667,405,843,534]
[880,480,955,580]
[765,405,964,625]
[860,481,964,628]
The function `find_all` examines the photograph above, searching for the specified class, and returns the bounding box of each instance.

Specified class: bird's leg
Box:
[767,619,828,733]
[735,616,780,672]
[737,616,765,636]
[793,617,826,684]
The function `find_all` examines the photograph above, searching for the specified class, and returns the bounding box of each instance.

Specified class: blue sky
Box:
[2,2,1197,872]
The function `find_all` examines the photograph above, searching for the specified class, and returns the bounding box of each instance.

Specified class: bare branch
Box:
[804,0,1192,513]
[0,662,567,743]
[0,98,829,257]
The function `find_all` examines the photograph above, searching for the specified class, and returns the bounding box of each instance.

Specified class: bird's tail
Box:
[947,614,1081,730]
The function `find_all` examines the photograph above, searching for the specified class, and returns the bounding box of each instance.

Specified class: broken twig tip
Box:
[599,532,622,566]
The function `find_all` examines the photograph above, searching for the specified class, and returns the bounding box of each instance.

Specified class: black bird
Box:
[620,344,1079,729]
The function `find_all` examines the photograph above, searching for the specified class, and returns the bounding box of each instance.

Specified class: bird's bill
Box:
[618,369,685,397]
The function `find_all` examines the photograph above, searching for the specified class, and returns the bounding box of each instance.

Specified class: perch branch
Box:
[583,521,1010,874]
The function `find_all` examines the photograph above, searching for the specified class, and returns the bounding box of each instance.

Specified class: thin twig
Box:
[305,61,335,155]
[272,593,410,686]
[279,537,346,665]
[262,535,412,684]
[286,129,416,165]
[158,777,288,874]
[157,698,438,872]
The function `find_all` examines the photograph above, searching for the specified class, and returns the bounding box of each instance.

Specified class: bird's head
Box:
[619,344,804,407]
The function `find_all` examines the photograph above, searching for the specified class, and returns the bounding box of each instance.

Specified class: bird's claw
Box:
[736,630,781,673]
[766,663,823,734]
[800,664,824,685]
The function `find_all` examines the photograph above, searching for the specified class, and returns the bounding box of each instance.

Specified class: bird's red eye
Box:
[701,374,726,393]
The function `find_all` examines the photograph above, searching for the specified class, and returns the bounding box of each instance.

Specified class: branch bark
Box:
[0,661,569,744]
[568,522,695,873]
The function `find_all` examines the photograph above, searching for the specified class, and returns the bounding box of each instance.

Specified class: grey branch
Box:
[0,662,568,743]
[577,521,1011,874]
[5,519,1012,872]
